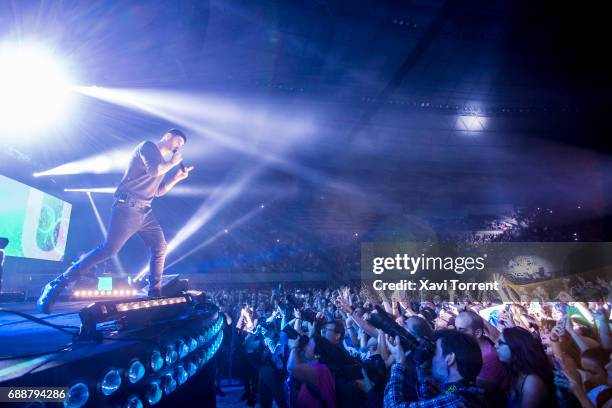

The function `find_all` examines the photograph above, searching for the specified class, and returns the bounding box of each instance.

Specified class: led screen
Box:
[0,174,71,261]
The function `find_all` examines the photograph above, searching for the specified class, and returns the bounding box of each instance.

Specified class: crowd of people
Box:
[205,280,612,408]
[192,203,610,407]
[458,206,604,244]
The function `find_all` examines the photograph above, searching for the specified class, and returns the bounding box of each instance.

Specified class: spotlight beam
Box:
[73,86,368,199]
[167,170,259,255]
[86,192,126,277]
[133,168,263,281]
[165,202,267,270]
[75,87,303,167]
[65,185,291,197]
[34,148,133,177]
[74,87,314,138]
[86,192,107,237]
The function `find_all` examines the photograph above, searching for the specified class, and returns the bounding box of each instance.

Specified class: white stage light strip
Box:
[65,187,116,193]
[116,296,188,312]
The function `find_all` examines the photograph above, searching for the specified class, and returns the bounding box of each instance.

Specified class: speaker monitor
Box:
[143,274,189,297]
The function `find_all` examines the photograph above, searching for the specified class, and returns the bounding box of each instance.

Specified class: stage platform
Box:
[0,296,222,407]
[0,300,94,361]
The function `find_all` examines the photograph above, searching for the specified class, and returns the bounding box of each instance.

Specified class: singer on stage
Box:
[37,128,194,313]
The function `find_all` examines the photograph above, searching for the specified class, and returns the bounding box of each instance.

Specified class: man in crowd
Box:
[455,310,509,404]
[321,319,346,346]
[384,330,487,407]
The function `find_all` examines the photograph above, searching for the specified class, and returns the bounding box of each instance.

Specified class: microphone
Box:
[172,148,186,172]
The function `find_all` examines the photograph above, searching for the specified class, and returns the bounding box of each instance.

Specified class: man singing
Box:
[37,129,194,313]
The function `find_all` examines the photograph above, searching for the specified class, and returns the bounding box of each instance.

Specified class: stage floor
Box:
[0,301,93,358]
[0,298,155,363]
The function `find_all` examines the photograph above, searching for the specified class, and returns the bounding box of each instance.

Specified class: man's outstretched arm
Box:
[156,166,194,197]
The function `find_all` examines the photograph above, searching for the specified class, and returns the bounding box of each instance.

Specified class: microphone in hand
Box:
[172,148,186,171]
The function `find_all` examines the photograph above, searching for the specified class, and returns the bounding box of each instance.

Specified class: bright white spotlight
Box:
[34,148,132,177]
[456,115,487,132]
[74,86,315,139]
[0,43,74,133]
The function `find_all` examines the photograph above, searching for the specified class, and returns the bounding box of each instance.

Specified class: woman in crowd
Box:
[496,326,555,407]
[286,335,344,407]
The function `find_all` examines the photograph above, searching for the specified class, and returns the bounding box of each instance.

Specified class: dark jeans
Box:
[63,201,167,295]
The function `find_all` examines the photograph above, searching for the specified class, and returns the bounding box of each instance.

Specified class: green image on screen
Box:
[0,174,72,261]
[36,194,65,251]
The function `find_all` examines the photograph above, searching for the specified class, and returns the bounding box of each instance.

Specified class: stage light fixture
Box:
[100,368,122,396]
[177,340,189,359]
[188,337,198,353]
[115,296,188,313]
[0,43,74,133]
[161,373,177,395]
[186,361,198,377]
[175,365,188,385]
[150,349,164,372]
[127,360,146,384]
[165,345,178,366]
[195,351,205,368]
[145,381,163,405]
[456,115,487,132]
[64,382,89,408]
[74,288,137,299]
[123,395,143,408]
